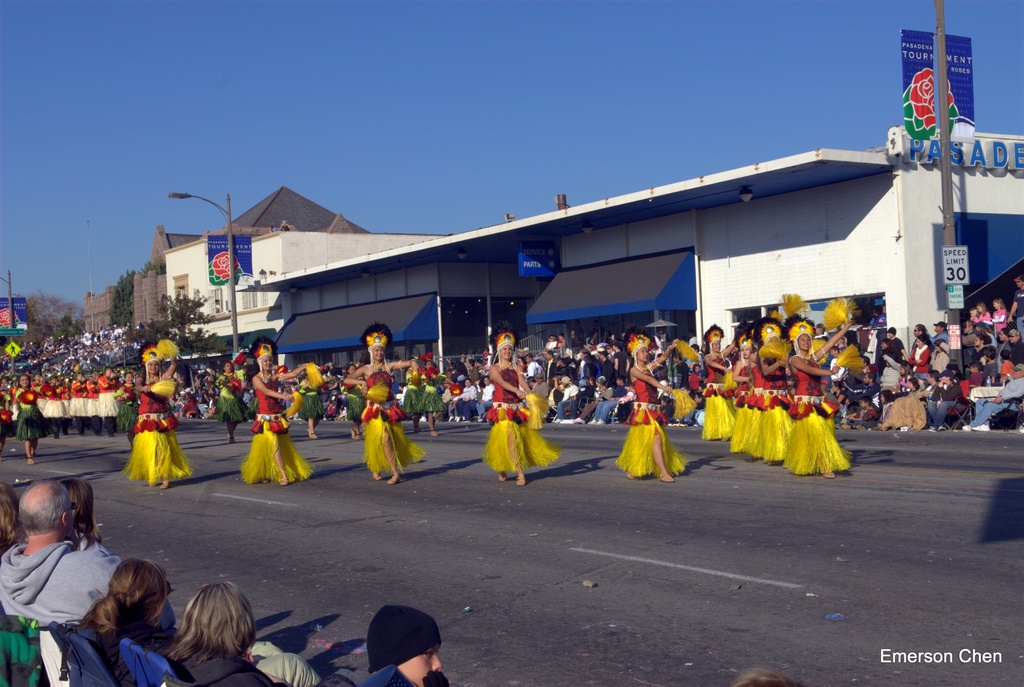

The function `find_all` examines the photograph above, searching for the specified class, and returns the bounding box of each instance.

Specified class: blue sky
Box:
[1,0,1022,304]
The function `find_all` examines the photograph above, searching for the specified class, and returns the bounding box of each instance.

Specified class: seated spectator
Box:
[877,382,928,431]
[999,349,1014,383]
[167,581,319,687]
[453,378,478,422]
[78,559,173,687]
[0,481,19,556]
[1008,329,1024,366]
[475,377,493,422]
[991,298,1009,334]
[971,301,993,327]
[967,362,985,389]
[962,363,1024,432]
[841,398,879,430]
[554,377,579,423]
[926,369,962,431]
[0,480,119,624]
[365,605,446,687]
[574,377,613,424]
[60,477,106,552]
[878,340,902,391]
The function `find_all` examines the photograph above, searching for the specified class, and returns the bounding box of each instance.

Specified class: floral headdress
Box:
[361,322,392,351]
[624,324,651,358]
[250,336,278,362]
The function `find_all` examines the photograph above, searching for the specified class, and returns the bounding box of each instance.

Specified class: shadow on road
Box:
[979,476,1024,543]
[529,455,611,481]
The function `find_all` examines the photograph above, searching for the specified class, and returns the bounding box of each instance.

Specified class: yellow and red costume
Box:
[700,326,736,441]
[746,317,793,464]
[123,386,193,485]
[728,330,756,455]
[241,373,314,484]
[362,368,424,474]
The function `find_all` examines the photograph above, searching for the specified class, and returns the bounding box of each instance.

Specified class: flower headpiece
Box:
[250,336,278,362]
[624,324,651,357]
[491,320,517,351]
[361,322,392,351]
[703,325,725,346]
[785,316,816,343]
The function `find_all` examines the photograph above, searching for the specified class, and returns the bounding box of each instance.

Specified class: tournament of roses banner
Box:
[207,235,254,287]
[901,29,975,140]
[0,298,29,329]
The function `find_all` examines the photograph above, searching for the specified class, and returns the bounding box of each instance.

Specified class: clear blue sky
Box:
[1,0,1021,305]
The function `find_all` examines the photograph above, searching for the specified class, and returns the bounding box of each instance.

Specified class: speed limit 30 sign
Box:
[942,245,970,285]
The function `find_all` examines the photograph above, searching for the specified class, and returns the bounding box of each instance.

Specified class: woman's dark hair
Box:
[60,478,102,549]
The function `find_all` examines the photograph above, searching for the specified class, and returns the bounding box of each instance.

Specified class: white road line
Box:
[211,493,298,507]
[570,547,803,589]
[45,469,80,475]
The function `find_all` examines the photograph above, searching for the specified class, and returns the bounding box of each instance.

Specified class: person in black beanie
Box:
[364,605,447,687]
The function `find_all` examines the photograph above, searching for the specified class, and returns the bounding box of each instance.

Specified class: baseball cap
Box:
[560,376,571,385]
[1015,363,1024,372]
[933,321,947,329]
[939,369,954,378]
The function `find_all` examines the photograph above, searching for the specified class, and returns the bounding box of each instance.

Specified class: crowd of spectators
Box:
[1,324,137,375]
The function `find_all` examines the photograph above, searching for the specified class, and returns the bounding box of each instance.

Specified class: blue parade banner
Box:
[518,241,559,277]
[901,30,975,140]
[207,235,254,286]
[0,297,28,330]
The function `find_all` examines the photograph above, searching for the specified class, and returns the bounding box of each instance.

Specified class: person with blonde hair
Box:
[78,558,174,687]
[0,481,19,556]
[167,581,318,687]
[730,667,806,687]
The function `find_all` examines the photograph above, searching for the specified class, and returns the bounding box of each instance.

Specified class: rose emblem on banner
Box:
[0,309,9,327]
[903,68,958,141]
[208,251,238,286]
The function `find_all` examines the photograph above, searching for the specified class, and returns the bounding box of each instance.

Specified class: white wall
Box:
[562,213,696,268]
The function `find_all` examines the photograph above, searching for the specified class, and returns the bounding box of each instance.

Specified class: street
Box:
[2,420,1021,687]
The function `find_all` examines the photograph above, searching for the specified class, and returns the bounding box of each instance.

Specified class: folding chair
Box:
[47,622,120,687]
[989,403,1023,431]
[119,637,178,687]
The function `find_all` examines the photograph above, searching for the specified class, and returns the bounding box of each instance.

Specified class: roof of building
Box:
[232,186,368,233]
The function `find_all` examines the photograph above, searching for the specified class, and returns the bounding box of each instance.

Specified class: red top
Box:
[257,377,283,414]
[367,370,396,402]
[492,367,520,403]
[791,360,821,397]
[763,364,788,391]
[749,360,765,390]
[732,360,750,392]
[909,345,930,375]
[139,389,170,415]
[633,374,658,403]
[98,377,121,393]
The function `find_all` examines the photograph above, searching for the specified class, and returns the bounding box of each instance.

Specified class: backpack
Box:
[0,615,44,687]
[119,637,177,687]
[47,622,120,687]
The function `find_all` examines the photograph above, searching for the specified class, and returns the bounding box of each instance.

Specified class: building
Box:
[245,127,1024,368]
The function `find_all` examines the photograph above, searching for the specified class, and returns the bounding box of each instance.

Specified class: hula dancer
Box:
[39,378,65,439]
[701,325,737,441]
[403,361,425,432]
[115,370,139,446]
[215,357,248,444]
[296,369,326,439]
[71,372,89,435]
[14,374,48,464]
[0,385,16,459]
[86,371,102,436]
[96,367,121,437]
[241,338,315,486]
[124,340,193,489]
[343,363,366,440]
[750,315,793,464]
[343,323,424,484]
[729,326,757,455]
[417,355,446,437]
[615,325,687,482]
[482,322,560,486]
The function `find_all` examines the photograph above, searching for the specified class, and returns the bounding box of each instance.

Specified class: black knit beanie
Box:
[366,605,442,673]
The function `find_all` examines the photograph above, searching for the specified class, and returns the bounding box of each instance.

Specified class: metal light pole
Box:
[1,270,13,331]
[934,0,961,368]
[87,219,96,332]
[168,192,238,356]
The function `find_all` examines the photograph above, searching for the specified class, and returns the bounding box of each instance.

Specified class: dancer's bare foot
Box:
[822,471,836,479]
[308,431,318,439]
[27,457,35,465]
[516,476,527,486]
[372,472,383,481]
[497,472,507,482]
[279,479,289,486]
[626,473,636,480]
[658,474,675,483]
[387,474,400,485]
[430,431,438,437]
[228,436,236,444]
[159,480,170,490]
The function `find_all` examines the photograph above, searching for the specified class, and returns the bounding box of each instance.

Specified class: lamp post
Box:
[168,192,238,356]
[0,270,13,332]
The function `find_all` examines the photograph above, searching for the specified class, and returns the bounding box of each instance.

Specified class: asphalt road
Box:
[2,419,1022,687]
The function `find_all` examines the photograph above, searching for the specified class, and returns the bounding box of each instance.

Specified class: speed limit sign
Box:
[941,246,970,285]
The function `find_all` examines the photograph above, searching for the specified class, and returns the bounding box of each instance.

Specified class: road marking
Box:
[211,493,298,507]
[570,547,803,589]
[45,469,80,476]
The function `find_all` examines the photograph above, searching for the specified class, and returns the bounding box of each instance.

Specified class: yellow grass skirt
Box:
[123,430,194,485]
[729,405,757,454]
[482,418,561,473]
[364,416,424,474]
[615,412,687,478]
[784,412,851,476]
[241,427,314,484]
[749,405,793,464]
[702,394,736,440]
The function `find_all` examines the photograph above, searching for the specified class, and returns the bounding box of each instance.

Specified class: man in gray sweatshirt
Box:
[0,480,119,624]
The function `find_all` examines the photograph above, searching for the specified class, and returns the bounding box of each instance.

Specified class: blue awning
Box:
[276,294,438,353]
[526,252,696,324]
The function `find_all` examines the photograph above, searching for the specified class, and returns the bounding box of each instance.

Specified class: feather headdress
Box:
[784,315,816,344]
[625,324,652,357]
[491,320,517,351]
[250,336,277,362]
[361,322,392,350]
[703,325,725,346]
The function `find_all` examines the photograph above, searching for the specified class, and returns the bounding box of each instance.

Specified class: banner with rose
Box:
[0,297,28,330]
[207,235,254,287]
[900,29,974,141]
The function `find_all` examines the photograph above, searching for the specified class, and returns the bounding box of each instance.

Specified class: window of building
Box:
[173,275,189,300]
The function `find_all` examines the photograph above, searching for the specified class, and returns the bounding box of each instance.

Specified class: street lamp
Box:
[168,192,238,356]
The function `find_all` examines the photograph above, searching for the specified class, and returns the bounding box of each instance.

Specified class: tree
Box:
[55,314,84,340]
[129,294,227,357]
[24,291,84,345]
[109,269,135,326]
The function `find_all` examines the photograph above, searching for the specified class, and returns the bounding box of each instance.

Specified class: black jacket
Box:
[95,622,173,687]
[176,656,277,687]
